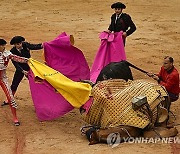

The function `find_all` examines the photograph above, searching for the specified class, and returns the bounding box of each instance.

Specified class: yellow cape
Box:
[28,58,92,108]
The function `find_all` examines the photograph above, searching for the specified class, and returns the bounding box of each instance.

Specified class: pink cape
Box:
[44,32,90,81]
[28,72,74,121]
[28,32,90,121]
[90,31,126,83]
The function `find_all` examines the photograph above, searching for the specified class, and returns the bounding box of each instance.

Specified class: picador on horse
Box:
[80,60,179,145]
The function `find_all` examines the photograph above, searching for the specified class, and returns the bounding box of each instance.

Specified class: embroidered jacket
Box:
[0,50,28,70]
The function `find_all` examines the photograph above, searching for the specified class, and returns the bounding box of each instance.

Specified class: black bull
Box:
[96,61,134,83]
[96,60,149,83]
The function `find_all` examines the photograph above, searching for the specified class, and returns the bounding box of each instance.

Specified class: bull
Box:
[96,61,133,83]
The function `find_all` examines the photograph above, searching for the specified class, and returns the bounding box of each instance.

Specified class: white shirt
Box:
[115,13,122,24]
[0,50,11,70]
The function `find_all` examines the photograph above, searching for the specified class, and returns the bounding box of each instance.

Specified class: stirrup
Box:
[1,101,9,106]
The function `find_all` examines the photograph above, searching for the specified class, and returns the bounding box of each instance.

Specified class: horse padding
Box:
[83,79,168,129]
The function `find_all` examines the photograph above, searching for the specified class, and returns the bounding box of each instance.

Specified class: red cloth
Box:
[158,66,180,95]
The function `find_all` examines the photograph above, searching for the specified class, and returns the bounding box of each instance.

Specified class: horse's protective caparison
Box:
[82,61,178,145]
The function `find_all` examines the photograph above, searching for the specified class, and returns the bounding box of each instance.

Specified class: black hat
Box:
[111,2,126,9]
[0,39,7,45]
[10,36,25,45]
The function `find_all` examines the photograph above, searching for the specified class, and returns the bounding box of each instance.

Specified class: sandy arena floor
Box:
[0,0,180,153]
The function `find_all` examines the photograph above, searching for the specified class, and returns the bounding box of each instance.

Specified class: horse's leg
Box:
[143,127,178,138]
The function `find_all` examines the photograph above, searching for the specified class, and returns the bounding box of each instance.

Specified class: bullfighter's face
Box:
[114,8,122,15]
[14,42,23,50]
[0,44,6,52]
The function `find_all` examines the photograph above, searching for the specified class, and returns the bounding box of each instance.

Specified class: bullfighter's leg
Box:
[0,70,19,126]
[2,70,24,106]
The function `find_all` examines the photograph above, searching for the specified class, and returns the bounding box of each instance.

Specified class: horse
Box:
[81,61,178,145]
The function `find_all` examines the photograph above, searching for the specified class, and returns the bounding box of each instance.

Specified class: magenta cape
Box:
[28,72,74,121]
[44,32,90,81]
[90,31,126,83]
[28,32,90,121]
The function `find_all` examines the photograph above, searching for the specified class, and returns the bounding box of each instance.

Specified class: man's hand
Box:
[105,30,111,33]
[22,70,28,78]
[147,72,159,81]
[147,72,154,77]
[122,32,127,38]
[152,75,159,81]
[24,58,29,63]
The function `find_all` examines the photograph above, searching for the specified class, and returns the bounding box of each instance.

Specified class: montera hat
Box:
[111,2,126,9]
[0,39,7,45]
[10,36,25,45]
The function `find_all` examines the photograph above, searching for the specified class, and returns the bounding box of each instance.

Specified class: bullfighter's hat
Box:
[0,39,7,45]
[111,2,126,9]
[10,36,25,45]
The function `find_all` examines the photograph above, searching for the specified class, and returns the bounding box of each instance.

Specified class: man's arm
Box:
[9,47,28,72]
[9,54,28,63]
[24,42,43,50]
[148,69,178,92]
[159,74,179,92]
[125,14,136,36]
[147,68,162,83]
[108,15,115,32]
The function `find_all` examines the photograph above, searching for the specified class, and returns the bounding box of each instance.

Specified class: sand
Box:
[0,0,180,153]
